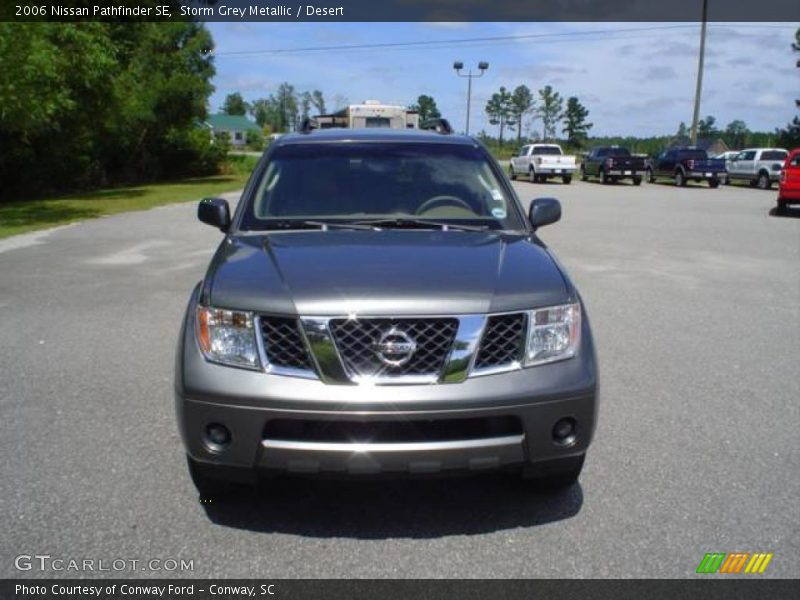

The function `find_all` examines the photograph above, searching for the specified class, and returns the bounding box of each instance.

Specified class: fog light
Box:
[205,423,231,450]
[552,418,577,446]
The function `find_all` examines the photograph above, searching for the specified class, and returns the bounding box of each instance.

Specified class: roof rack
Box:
[420,118,454,135]
[299,117,319,134]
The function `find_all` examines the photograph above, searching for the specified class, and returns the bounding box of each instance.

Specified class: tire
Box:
[633,175,642,186]
[600,168,610,185]
[647,168,656,183]
[562,175,572,185]
[508,165,516,181]
[724,176,731,185]
[187,455,239,500]
[528,167,536,184]
[757,172,771,190]
[709,178,720,189]
[777,198,788,215]
[675,170,686,187]
[521,454,585,490]
[580,165,588,181]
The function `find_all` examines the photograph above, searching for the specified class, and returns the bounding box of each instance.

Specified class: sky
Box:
[206,22,799,137]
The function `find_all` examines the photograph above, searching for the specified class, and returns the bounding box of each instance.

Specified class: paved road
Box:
[1,180,798,578]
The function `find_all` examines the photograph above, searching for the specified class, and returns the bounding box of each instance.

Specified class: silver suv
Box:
[175,126,598,498]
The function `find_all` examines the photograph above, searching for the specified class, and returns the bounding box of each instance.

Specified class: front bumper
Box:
[687,171,723,179]
[607,170,643,177]
[175,291,599,478]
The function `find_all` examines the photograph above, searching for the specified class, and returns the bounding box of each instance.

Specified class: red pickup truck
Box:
[777,149,800,214]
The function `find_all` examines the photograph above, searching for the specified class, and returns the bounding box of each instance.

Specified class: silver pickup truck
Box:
[509,144,577,184]
[725,148,788,189]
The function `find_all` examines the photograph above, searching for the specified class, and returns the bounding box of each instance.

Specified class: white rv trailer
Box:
[315,100,419,130]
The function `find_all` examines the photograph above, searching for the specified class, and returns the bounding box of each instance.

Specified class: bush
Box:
[245,129,265,151]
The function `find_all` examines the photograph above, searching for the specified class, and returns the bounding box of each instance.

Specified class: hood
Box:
[204,230,569,316]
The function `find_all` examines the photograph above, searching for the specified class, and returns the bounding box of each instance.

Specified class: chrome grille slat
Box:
[474,313,526,370]
[329,318,459,378]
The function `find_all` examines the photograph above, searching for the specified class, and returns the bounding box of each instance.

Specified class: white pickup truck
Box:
[509,144,577,184]
[725,148,788,189]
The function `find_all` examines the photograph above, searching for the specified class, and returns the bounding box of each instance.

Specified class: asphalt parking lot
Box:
[1,179,798,578]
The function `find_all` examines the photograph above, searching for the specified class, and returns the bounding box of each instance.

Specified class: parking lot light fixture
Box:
[453,61,489,135]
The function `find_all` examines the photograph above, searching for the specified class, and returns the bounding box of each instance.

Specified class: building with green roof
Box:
[206,114,260,147]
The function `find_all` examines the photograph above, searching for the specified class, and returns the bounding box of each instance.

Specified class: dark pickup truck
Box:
[647,147,726,188]
[580,146,646,185]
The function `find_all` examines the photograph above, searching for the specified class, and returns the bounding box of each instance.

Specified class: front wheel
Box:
[562,175,572,185]
[709,178,720,189]
[528,168,536,184]
[633,175,642,186]
[580,165,588,181]
[675,170,686,187]
[757,172,771,190]
[647,168,656,183]
[508,165,517,181]
[777,198,788,214]
[600,168,610,185]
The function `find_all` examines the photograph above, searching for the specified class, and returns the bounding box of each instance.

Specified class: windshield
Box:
[241,142,524,231]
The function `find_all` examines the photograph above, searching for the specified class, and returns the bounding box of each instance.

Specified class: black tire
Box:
[521,454,585,490]
[757,172,771,190]
[777,198,788,215]
[580,165,588,181]
[508,165,517,181]
[647,168,656,183]
[528,167,536,184]
[675,170,686,187]
[709,178,720,189]
[562,175,572,185]
[633,175,642,186]
[187,455,238,500]
[600,168,610,185]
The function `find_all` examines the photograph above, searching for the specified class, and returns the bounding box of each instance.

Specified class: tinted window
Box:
[789,154,800,167]
[761,150,787,161]
[677,150,708,160]
[531,146,562,155]
[740,151,757,160]
[242,142,524,230]
[608,148,631,156]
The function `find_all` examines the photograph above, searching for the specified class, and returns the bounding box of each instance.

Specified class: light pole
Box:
[690,0,708,145]
[453,61,489,135]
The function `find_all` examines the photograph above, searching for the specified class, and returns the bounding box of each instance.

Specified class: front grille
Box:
[474,313,526,370]
[329,318,458,378]
[259,317,313,370]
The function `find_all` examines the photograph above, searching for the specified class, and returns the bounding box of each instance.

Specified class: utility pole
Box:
[690,0,709,145]
[453,61,489,135]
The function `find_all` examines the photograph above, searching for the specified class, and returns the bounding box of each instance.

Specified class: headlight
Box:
[196,306,260,370]
[524,303,581,366]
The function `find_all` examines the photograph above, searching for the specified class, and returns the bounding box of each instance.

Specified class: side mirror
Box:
[198,197,231,232]
[529,197,561,230]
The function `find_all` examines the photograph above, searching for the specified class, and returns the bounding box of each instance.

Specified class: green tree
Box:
[676,122,689,139]
[275,82,298,131]
[299,91,312,121]
[0,20,219,199]
[562,97,593,148]
[410,94,442,123]
[485,87,515,146]
[509,85,535,145]
[536,85,564,141]
[697,115,719,138]
[222,92,249,116]
[724,120,749,149]
[310,90,326,115]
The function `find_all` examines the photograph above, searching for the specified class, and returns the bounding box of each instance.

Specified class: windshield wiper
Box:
[351,218,491,232]
[264,219,375,231]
